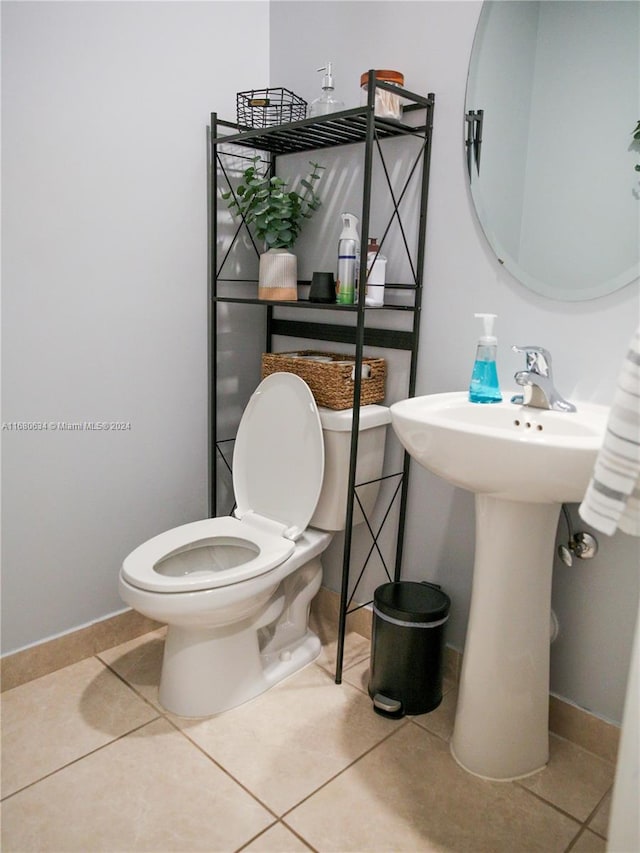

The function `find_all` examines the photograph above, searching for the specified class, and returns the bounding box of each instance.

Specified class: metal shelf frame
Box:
[208,72,435,682]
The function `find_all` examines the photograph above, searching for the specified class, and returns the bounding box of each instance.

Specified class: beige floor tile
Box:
[341,656,371,694]
[343,660,457,742]
[517,734,615,822]
[410,685,457,742]
[243,821,313,851]
[570,829,608,853]
[286,722,581,852]
[171,662,404,815]
[588,789,611,838]
[98,626,167,711]
[315,629,371,677]
[1,656,158,798]
[1,718,272,852]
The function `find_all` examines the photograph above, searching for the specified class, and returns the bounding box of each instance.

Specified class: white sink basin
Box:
[390,392,609,503]
[390,391,609,781]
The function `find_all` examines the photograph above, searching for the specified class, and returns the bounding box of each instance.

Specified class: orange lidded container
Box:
[360,70,405,119]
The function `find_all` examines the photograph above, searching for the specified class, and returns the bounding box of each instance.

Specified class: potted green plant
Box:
[222,157,324,300]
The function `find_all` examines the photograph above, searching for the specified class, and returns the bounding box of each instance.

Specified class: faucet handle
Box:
[512,345,552,377]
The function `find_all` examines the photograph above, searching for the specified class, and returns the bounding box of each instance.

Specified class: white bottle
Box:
[364,238,387,307]
[310,63,345,117]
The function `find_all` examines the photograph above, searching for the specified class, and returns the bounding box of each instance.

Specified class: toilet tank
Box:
[311,405,391,532]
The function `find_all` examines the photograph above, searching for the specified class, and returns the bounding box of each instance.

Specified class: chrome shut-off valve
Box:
[558,504,598,566]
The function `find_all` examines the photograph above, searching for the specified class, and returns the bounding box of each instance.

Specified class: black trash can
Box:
[368,581,450,718]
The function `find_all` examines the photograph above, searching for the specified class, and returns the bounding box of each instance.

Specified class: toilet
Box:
[119,372,390,717]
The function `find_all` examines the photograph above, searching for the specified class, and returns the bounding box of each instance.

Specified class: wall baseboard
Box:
[548,693,619,765]
[1,586,619,764]
[1,610,162,692]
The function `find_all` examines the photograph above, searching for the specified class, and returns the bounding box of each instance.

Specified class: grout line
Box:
[85,655,283,819]
[279,819,320,853]
[45,654,284,824]
[98,642,395,825]
[339,652,371,673]
[161,714,281,821]
[97,658,284,823]
[98,654,168,718]
[278,719,412,821]
[99,644,613,838]
[2,639,616,853]
[406,715,452,746]
[234,820,318,853]
[314,657,369,688]
[233,820,277,853]
[580,785,612,841]
[563,826,592,853]
[232,820,280,853]
[0,716,160,803]
[158,660,410,825]
[336,655,611,842]
[512,781,590,828]
[547,730,616,770]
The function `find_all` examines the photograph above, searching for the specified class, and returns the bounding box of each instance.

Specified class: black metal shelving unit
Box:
[208,73,435,682]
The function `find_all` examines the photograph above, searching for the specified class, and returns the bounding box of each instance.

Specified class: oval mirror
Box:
[465,1,639,301]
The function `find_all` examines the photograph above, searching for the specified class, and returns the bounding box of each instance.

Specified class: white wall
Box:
[1,1,269,652]
[269,0,640,724]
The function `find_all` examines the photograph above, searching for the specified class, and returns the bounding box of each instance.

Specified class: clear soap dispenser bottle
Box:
[469,313,502,403]
[310,62,345,116]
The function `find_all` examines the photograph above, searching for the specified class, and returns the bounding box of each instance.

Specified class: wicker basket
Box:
[261,351,386,410]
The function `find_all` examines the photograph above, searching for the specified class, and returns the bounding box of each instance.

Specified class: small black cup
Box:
[309,271,336,303]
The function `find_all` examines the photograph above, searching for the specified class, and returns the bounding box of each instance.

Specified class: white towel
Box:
[579,325,640,537]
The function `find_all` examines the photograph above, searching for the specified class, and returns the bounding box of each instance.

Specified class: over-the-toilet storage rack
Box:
[208,72,435,682]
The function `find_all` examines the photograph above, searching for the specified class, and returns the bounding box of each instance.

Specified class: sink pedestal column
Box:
[450,495,561,781]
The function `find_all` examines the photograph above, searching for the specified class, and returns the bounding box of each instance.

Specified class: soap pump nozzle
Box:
[318,62,335,91]
[475,312,498,345]
[310,61,345,117]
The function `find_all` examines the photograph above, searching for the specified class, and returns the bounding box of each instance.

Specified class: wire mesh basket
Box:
[236,87,307,128]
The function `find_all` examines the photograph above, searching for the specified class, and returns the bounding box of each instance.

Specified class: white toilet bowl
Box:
[119,372,390,717]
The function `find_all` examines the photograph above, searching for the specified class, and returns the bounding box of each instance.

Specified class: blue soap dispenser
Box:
[468,313,502,403]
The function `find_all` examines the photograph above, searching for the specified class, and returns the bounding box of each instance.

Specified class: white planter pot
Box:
[258,248,298,301]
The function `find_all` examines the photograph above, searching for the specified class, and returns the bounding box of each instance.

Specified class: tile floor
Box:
[1,626,614,852]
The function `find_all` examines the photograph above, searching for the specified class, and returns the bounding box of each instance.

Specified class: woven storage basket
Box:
[261,351,386,410]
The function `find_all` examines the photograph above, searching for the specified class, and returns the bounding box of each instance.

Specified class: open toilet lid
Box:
[233,373,325,540]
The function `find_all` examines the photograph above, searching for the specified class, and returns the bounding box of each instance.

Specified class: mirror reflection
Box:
[465,1,639,301]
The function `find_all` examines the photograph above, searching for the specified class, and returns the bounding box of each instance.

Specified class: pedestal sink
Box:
[390,392,609,780]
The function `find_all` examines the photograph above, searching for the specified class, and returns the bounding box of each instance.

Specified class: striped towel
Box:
[579,325,640,536]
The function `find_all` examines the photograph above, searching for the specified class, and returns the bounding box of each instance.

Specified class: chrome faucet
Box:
[510,345,577,412]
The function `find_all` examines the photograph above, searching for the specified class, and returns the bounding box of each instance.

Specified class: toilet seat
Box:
[122,373,325,594]
[121,516,296,593]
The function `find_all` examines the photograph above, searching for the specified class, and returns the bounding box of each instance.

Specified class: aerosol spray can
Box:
[336,212,360,304]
